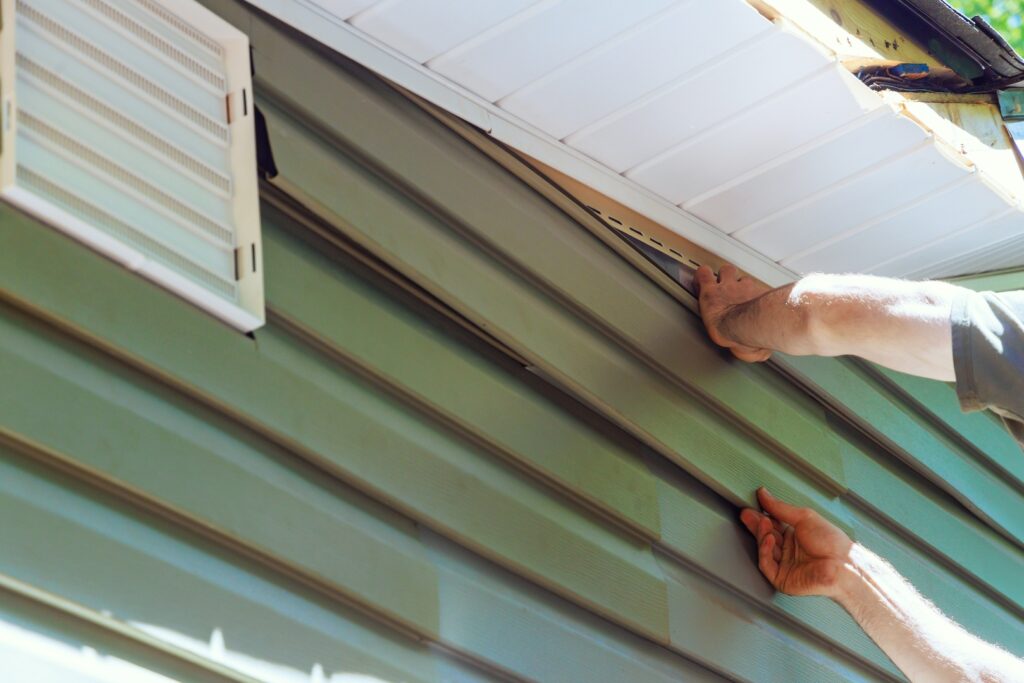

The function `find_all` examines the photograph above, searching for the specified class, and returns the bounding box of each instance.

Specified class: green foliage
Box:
[946,0,1024,54]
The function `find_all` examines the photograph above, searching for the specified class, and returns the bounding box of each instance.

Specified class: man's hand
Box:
[694,264,773,362]
[739,488,852,598]
[742,489,1024,680]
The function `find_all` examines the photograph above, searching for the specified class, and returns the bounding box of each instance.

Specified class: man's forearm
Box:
[717,283,812,354]
[835,544,1024,682]
[718,274,961,381]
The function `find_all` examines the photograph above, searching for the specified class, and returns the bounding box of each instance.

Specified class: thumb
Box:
[757,488,806,525]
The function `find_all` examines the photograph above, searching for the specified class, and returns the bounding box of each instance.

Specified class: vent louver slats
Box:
[0,0,263,331]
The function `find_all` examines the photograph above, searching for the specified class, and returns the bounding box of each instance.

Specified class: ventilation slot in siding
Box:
[586,203,703,294]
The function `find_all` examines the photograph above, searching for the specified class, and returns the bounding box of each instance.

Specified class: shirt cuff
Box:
[951,289,984,413]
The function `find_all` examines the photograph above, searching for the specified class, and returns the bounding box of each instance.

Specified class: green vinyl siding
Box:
[0,2,1021,680]
[867,365,1024,486]
[0,196,888,681]
[248,21,1024,613]
[0,435,476,683]
[946,267,1024,293]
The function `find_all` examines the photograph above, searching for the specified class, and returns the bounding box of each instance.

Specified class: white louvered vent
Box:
[0,0,263,331]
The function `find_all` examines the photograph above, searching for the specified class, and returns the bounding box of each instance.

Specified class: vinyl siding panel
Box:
[0,434,462,683]
[0,2,1022,681]
[250,5,1024,570]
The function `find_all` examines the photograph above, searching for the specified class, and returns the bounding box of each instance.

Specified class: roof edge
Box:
[862,0,1024,88]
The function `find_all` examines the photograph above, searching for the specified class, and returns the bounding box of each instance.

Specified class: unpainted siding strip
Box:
[259,102,834,533]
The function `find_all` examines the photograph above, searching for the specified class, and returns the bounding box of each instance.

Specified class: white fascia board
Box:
[243,0,798,287]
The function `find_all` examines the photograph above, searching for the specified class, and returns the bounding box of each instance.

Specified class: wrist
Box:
[720,283,807,353]
[831,543,873,608]
[715,305,747,347]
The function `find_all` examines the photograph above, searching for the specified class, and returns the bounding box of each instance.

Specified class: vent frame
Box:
[0,0,264,332]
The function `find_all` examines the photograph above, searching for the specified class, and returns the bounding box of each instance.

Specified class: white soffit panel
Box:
[427,0,677,102]
[308,0,379,20]
[625,66,884,205]
[565,24,833,173]
[689,111,927,233]
[350,0,538,64]
[497,0,769,139]
[949,240,1024,278]
[785,178,1010,273]
[246,0,1024,282]
[873,209,1023,278]
[1,0,263,330]
[975,236,1024,272]
[735,143,971,260]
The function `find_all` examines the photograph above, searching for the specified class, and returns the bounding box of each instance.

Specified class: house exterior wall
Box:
[0,2,1022,681]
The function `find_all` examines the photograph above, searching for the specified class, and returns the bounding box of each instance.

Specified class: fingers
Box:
[758,533,780,583]
[770,523,784,563]
[740,509,781,547]
[758,516,783,563]
[742,507,783,585]
[694,265,715,295]
[740,505,788,538]
[781,525,796,569]
[739,508,761,537]
[695,262,743,293]
[757,488,807,526]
